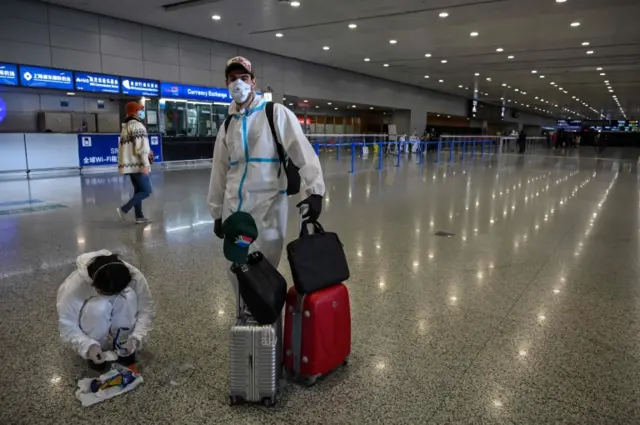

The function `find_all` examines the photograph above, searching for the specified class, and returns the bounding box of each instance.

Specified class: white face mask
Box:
[228,79,252,104]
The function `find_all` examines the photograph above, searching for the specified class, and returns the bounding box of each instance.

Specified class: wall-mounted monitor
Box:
[75,72,120,94]
[0,63,18,86]
[19,65,73,90]
[121,77,159,97]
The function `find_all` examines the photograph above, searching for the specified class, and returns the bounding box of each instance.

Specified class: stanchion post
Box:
[449,140,454,163]
[314,142,320,156]
[396,142,401,167]
[377,141,383,170]
[436,139,441,163]
[350,142,356,173]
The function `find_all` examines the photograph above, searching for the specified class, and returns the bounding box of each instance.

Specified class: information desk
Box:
[0,133,162,175]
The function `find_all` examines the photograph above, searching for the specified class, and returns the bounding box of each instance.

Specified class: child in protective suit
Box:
[57,250,154,371]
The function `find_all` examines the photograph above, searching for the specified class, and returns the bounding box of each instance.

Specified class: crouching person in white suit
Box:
[56,250,154,372]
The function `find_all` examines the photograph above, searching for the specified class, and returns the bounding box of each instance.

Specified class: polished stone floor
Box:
[1,148,639,424]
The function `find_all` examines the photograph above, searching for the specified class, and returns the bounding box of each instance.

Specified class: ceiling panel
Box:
[43,0,640,119]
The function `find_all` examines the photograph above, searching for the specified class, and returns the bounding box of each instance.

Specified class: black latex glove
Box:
[214,218,224,239]
[296,194,323,223]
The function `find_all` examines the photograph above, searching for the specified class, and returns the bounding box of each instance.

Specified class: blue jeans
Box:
[121,173,152,219]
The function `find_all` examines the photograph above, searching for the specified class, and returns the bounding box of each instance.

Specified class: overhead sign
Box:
[78,133,162,167]
[160,82,231,102]
[0,63,18,86]
[75,72,120,94]
[20,65,73,90]
[121,78,159,97]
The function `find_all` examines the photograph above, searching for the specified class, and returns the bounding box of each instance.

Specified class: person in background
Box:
[57,250,154,371]
[116,102,153,224]
[207,56,325,299]
[518,129,527,154]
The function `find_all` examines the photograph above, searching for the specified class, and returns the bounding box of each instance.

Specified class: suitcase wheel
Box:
[228,395,240,406]
[343,356,350,366]
[303,375,320,387]
[262,396,277,407]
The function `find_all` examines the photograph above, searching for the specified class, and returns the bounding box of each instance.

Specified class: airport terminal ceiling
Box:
[41,0,640,120]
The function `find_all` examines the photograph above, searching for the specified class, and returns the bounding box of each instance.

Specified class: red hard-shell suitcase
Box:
[283,284,351,385]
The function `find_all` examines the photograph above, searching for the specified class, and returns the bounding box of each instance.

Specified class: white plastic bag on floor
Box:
[75,365,143,407]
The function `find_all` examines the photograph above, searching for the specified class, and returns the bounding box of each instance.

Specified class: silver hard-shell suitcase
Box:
[228,282,282,407]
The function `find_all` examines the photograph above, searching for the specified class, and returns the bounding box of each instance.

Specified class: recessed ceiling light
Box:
[496,47,504,52]
[540,75,545,78]
[275,33,283,38]
[334,107,338,110]
[486,77,491,81]
[289,103,293,106]
[439,79,444,83]
[474,72,480,76]
[586,50,594,54]
[531,70,537,74]
[582,41,590,46]
[327,102,332,105]
[370,107,374,110]
[383,63,389,67]
[66,92,75,96]
[424,75,430,79]
[507,55,514,59]
[315,105,319,108]
[322,46,330,50]
[352,105,356,108]
[291,1,301,6]
[303,100,308,103]
[211,14,221,20]
[389,39,397,44]
[502,83,507,87]
[470,32,479,37]
[439,12,449,18]
[348,23,357,29]
[597,67,603,71]
[515,88,519,92]
[535,96,539,99]
[600,72,606,76]
[570,22,580,27]
[364,58,370,62]
[441,59,448,63]
[551,82,556,85]
[604,80,609,83]
[459,85,463,88]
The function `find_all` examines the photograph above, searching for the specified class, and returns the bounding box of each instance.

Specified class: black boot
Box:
[118,352,136,366]
[87,359,109,373]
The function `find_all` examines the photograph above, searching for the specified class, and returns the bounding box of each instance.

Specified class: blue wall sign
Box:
[160,82,231,102]
[75,72,120,93]
[0,98,6,123]
[121,78,159,97]
[0,63,18,86]
[20,65,73,90]
[78,133,163,167]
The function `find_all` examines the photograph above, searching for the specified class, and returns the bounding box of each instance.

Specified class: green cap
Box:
[222,211,258,264]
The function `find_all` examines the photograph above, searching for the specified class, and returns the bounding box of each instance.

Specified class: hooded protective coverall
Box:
[56,250,154,358]
[207,95,325,292]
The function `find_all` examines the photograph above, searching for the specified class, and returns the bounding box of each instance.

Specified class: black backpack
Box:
[224,102,301,196]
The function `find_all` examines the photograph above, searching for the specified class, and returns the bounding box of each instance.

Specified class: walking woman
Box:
[116,102,153,224]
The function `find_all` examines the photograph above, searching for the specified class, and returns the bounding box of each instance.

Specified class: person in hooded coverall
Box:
[207,56,326,297]
[56,250,154,371]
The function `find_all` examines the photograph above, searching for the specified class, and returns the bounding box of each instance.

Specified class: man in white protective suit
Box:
[56,250,154,371]
[207,56,326,296]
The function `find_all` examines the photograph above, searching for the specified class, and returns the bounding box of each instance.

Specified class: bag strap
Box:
[223,115,233,134]
[300,220,325,237]
[266,102,286,178]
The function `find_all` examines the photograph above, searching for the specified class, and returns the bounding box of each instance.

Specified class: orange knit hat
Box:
[125,101,144,117]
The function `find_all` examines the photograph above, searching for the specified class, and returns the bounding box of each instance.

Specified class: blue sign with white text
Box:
[121,78,159,97]
[20,66,73,90]
[0,63,18,86]
[75,72,120,93]
[78,133,163,167]
[160,82,231,102]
